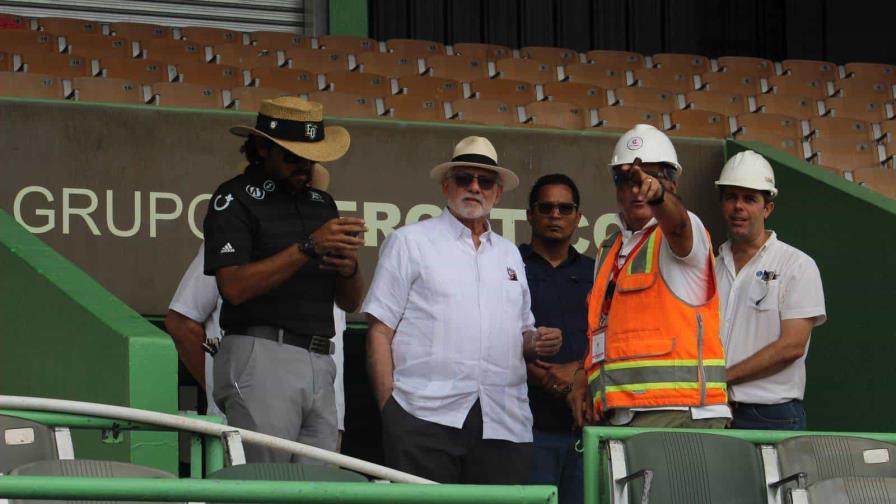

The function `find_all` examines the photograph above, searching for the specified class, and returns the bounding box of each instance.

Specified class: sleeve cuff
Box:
[361,303,400,331]
[781,308,827,326]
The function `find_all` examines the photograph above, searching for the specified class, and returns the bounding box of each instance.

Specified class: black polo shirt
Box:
[519,244,595,432]
[203,165,339,337]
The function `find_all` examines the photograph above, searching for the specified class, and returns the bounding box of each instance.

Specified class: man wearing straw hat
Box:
[203,97,366,462]
[363,136,562,483]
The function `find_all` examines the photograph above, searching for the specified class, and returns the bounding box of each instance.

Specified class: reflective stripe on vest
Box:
[585,226,727,414]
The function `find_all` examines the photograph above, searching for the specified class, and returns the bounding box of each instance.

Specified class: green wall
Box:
[726,140,896,433]
[329,0,368,37]
[0,210,177,472]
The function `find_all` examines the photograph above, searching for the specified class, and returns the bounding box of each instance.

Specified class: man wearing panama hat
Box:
[363,136,562,483]
[203,97,366,462]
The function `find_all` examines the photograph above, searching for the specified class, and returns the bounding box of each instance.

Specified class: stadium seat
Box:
[285,48,351,74]
[36,17,100,35]
[630,67,694,93]
[782,59,839,81]
[736,130,806,158]
[668,109,730,138]
[384,94,446,121]
[809,137,883,173]
[230,86,290,112]
[613,86,679,113]
[250,67,319,94]
[541,81,608,109]
[140,38,208,64]
[308,90,383,118]
[151,82,227,109]
[214,44,280,68]
[469,78,536,106]
[801,476,896,503]
[565,63,628,88]
[356,52,419,78]
[210,462,367,482]
[832,75,894,100]
[175,62,243,89]
[180,26,242,46]
[108,22,172,41]
[23,53,95,78]
[62,34,132,59]
[754,93,820,119]
[386,38,446,60]
[449,98,516,125]
[879,120,896,142]
[318,35,377,54]
[451,42,511,62]
[586,49,646,71]
[735,112,803,138]
[823,96,890,123]
[10,458,175,478]
[810,116,875,141]
[249,31,311,51]
[606,431,767,504]
[844,62,896,85]
[323,70,390,98]
[685,90,747,116]
[652,53,709,74]
[699,71,762,95]
[102,58,172,82]
[520,46,579,66]
[494,58,559,85]
[396,75,462,102]
[716,56,775,79]
[595,106,663,130]
[425,54,489,82]
[0,51,16,72]
[852,167,896,199]
[73,76,146,104]
[776,436,896,489]
[0,30,60,55]
[766,74,829,100]
[523,101,589,129]
[0,414,72,474]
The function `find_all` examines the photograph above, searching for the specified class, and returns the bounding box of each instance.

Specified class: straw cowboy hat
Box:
[230,96,350,162]
[430,136,520,191]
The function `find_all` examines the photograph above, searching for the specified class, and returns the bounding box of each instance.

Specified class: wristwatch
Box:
[298,237,319,259]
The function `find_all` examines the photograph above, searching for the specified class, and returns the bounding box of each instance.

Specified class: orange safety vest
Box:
[585,226,727,418]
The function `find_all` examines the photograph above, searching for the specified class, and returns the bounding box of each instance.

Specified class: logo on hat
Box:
[305,123,318,140]
[246,185,265,200]
[269,120,278,129]
[627,137,644,150]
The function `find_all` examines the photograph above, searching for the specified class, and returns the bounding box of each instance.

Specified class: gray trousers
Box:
[213,335,338,463]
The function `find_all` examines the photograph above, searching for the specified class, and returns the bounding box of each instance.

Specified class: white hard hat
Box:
[608,124,682,174]
[715,150,778,197]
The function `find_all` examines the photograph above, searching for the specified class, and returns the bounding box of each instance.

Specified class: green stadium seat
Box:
[210,462,368,482]
[799,476,896,503]
[777,435,896,488]
[0,414,72,474]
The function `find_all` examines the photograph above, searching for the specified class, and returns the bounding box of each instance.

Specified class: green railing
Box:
[581,425,896,504]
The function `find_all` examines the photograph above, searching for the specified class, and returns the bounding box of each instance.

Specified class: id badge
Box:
[591,330,606,363]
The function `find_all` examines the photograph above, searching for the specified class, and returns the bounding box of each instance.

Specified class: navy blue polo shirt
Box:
[520,244,595,432]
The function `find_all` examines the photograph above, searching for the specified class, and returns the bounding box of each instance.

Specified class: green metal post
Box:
[0,477,558,504]
[583,428,599,504]
[0,410,143,430]
[189,434,202,478]
[204,434,224,477]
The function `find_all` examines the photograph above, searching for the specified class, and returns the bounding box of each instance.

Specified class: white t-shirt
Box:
[362,209,536,443]
[716,232,826,404]
[598,212,732,423]
[168,244,347,429]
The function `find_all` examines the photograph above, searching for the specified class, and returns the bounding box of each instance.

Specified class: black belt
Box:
[730,399,801,409]
[226,326,334,355]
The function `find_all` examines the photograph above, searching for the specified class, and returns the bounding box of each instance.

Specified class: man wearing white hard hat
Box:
[567,124,731,428]
[363,136,562,483]
[715,150,826,430]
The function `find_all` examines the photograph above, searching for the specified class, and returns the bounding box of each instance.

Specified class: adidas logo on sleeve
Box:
[220,242,236,254]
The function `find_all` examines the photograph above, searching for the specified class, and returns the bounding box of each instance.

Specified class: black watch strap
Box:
[298,237,319,258]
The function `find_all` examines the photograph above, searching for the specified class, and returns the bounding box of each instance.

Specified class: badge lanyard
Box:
[600,226,657,326]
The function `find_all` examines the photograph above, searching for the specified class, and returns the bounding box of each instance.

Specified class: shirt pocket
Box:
[749,278,780,311]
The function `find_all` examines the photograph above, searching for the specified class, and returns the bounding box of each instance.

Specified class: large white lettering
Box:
[405,204,441,224]
[149,192,183,238]
[106,190,141,237]
[363,202,401,246]
[187,194,210,239]
[573,215,590,254]
[490,207,527,243]
[62,188,100,235]
[13,186,55,233]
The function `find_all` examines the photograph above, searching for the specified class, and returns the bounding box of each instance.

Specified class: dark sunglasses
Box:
[534,202,578,216]
[451,171,499,190]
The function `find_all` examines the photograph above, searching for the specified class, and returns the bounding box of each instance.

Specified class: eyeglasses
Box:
[451,171,499,190]
[533,202,578,216]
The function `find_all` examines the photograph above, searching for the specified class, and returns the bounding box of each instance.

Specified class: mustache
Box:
[461,192,485,205]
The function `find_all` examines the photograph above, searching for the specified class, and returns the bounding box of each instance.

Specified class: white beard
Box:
[447,192,492,219]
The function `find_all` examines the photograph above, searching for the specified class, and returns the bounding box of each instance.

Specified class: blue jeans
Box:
[527,429,583,504]
[731,400,807,430]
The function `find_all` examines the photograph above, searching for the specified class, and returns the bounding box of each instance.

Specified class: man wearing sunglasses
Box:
[568,124,731,429]
[202,97,366,462]
[363,136,562,484]
[520,174,594,504]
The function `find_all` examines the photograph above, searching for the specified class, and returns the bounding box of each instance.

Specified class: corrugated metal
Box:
[0,0,311,33]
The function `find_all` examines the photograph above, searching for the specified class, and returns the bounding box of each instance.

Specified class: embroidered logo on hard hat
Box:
[213,193,233,211]
[263,180,276,192]
[246,185,265,200]
[507,267,518,281]
[626,137,644,150]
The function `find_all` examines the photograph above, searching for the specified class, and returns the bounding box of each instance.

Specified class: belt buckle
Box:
[309,335,331,354]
